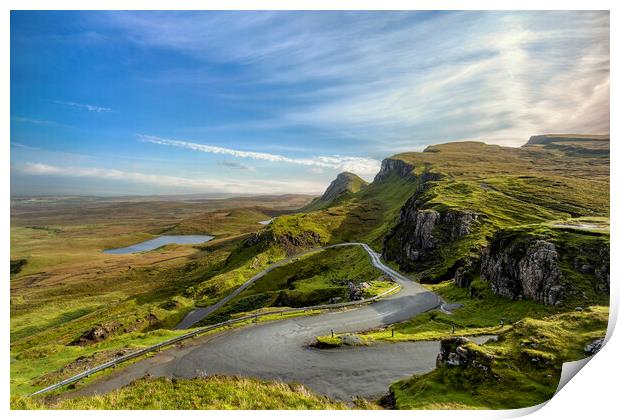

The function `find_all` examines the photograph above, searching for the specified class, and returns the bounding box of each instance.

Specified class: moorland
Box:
[10,134,610,410]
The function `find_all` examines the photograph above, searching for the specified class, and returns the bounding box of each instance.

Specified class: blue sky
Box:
[10,11,609,196]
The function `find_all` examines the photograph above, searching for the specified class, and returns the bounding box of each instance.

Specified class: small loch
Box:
[104,235,214,254]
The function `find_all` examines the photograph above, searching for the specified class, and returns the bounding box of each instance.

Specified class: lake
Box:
[104,235,214,254]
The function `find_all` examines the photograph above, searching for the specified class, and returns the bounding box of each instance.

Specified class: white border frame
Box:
[3,2,616,419]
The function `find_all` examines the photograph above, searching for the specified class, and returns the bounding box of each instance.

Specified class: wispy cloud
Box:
[104,11,609,148]
[139,134,381,177]
[54,100,112,113]
[218,161,254,170]
[10,142,41,151]
[11,116,70,127]
[15,162,325,194]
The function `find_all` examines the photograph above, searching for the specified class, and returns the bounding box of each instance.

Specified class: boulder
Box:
[348,282,364,301]
[584,338,604,356]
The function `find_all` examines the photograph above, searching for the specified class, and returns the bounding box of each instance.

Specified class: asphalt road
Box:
[72,243,464,401]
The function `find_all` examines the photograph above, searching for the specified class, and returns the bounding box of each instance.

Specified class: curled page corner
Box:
[555,356,594,395]
[554,321,613,396]
[496,401,548,418]
[557,300,617,395]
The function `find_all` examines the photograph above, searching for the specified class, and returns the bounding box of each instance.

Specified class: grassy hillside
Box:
[199,246,393,325]
[303,172,369,212]
[393,139,609,225]
[10,196,310,396]
[389,307,608,409]
[382,138,609,282]
[269,172,419,250]
[12,376,354,410]
[10,136,610,407]
[264,137,608,266]
[165,207,286,237]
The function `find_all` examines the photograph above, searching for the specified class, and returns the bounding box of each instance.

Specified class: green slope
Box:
[390,306,608,410]
[12,376,353,410]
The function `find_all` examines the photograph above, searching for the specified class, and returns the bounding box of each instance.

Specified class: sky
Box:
[10,11,610,196]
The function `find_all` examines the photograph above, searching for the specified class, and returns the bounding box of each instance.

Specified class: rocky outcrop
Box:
[348,281,364,301]
[10,259,27,276]
[584,338,604,356]
[70,322,122,346]
[384,195,479,273]
[373,158,415,182]
[243,230,322,256]
[436,337,493,372]
[277,231,322,255]
[481,236,565,305]
[70,314,160,346]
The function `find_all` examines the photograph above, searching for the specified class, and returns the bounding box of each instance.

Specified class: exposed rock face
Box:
[401,208,440,260]
[320,172,368,203]
[436,337,493,372]
[373,158,414,182]
[244,232,264,247]
[481,238,565,305]
[384,195,479,273]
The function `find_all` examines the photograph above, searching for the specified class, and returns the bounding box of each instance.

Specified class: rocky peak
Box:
[320,172,368,203]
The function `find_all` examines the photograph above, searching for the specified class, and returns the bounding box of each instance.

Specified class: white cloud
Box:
[15,162,327,195]
[54,100,112,113]
[139,134,381,178]
[103,11,609,149]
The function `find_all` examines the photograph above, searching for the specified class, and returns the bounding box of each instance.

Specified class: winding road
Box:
[70,243,463,401]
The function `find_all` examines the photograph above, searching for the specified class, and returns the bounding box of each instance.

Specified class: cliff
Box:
[383,194,480,279]
[478,227,609,306]
[373,158,415,182]
[481,236,565,305]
